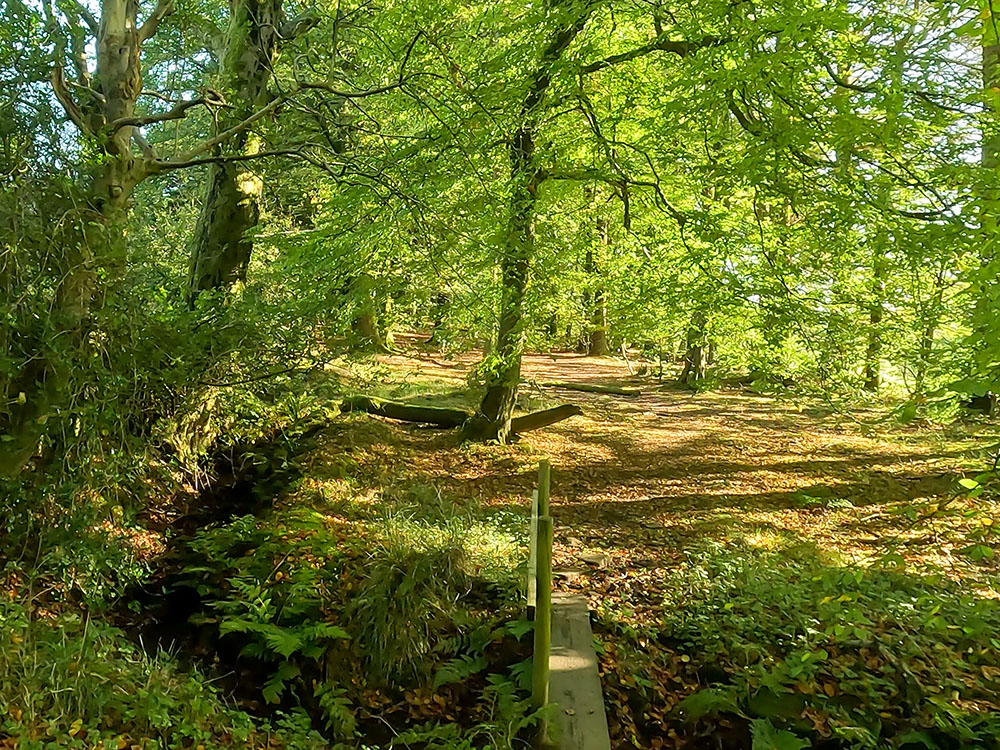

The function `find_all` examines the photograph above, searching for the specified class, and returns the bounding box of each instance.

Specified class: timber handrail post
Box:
[531,459,554,747]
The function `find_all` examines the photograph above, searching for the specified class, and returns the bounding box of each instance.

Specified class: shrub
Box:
[658,542,1000,749]
[0,598,327,750]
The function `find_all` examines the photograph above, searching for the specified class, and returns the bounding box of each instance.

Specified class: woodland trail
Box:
[318,343,975,622]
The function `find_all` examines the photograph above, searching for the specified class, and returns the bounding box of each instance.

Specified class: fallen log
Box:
[340,396,472,428]
[510,404,584,434]
[341,395,583,435]
[542,381,642,397]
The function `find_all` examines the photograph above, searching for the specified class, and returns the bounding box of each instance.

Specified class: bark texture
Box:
[863,248,886,392]
[465,3,594,442]
[187,0,283,301]
[1,0,153,474]
[587,219,610,356]
[680,310,708,387]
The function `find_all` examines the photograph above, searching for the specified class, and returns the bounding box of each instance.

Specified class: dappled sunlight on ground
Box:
[306,341,1000,617]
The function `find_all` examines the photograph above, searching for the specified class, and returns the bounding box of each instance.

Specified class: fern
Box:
[433,653,489,689]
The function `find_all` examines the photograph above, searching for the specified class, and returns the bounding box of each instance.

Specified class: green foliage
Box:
[349,508,521,685]
[177,479,526,740]
[0,599,326,750]
[750,718,810,750]
[389,675,545,750]
[184,512,350,703]
[657,542,1000,748]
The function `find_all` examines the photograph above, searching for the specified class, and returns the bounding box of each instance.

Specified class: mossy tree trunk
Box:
[1,0,155,474]
[186,0,288,301]
[464,5,594,442]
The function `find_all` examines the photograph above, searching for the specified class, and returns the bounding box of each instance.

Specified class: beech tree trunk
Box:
[680,310,708,387]
[428,292,451,344]
[912,268,946,397]
[464,6,593,442]
[187,0,283,301]
[465,132,534,441]
[1,0,148,475]
[586,220,610,356]
[351,273,391,352]
[863,248,886,392]
[984,0,1000,237]
[974,0,1000,371]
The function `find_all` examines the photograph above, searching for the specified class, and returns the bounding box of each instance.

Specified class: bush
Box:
[0,599,327,750]
[657,542,1000,749]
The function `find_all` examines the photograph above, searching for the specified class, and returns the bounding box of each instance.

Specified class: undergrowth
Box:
[172,477,535,747]
[0,598,327,750]
[599,541,1000,750]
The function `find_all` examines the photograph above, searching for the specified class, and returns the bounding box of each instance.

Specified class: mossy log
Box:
[341,396,583,434]
[340,396,472,427]
[542,382,642,397]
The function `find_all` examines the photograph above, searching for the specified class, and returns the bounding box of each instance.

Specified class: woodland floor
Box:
[303,337,1000,747]
[332,339,995,599]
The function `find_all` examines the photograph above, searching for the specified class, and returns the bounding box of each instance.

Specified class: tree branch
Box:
[110,95,215,130]
[139,0,175,42]
[582,34,724,74]
[66,0,99,35]
[294,30,422,99]
[50,62,92,136]
[151,147,306,171]
[164,95,286,165]
[279,9,321,41]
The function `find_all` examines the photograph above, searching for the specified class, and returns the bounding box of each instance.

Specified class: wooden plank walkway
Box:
[548,592,612,750]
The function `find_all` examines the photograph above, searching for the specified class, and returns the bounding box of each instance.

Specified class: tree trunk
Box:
[186,0,283,302]
[341,396,471,427]
[428,291,451,344]
[973,0,1000,377]
[464,5,593,442]
[586,219,610,356]
[509,404,582,434]
[465,131,535,442]
[351,273,390,352]
[1,0,146,475]
[912,268,946,398]
[679,310,708,387]
[863,248,886,392]
[187,159,261,296]
[984,0,1000,236]
[542,382,640,396]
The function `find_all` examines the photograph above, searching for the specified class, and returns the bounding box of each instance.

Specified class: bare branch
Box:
[132,130,159,160]
[139,0,175,42]
[279,9,321,40]
[110,95,215,130]
[66,0,99,35]
[151,148,307,171]
[582,34,724,75]
[160,95,287,165]
[295,30,422,99]
[50,63,92,136]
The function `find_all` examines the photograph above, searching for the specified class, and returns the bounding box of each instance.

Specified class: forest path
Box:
[352,342,971,622]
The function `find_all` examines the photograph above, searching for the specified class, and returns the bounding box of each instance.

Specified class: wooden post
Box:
[532,458,554,746]
[532,515,554,743]
[538,459,550,516]
[528,489,539,614]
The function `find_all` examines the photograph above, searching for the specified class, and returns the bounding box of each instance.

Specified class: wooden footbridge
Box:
[529,460,612,750]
